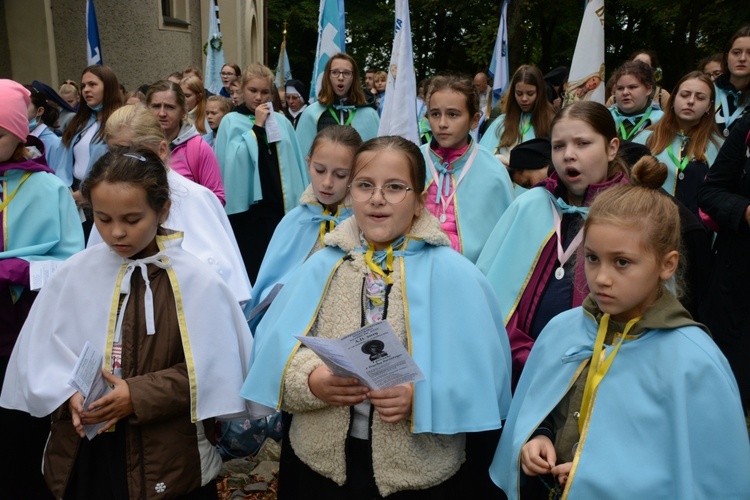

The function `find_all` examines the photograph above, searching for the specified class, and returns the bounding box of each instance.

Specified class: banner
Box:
[310,0,346,101]
[563,0,605,107]
[488,0,510,109]
[86,0,103,65]
[275,42,292,88]
[204,0,226,96]
[377,0,418,145]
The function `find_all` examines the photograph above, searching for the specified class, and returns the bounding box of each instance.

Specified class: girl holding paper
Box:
[215,63,308,282]
[241,136,512,498]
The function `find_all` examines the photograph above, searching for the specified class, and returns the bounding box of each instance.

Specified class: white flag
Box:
[377,0,419,145]
[563,0,605,107]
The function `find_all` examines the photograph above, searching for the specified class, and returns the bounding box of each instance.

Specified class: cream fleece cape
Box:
[0,232,253,422]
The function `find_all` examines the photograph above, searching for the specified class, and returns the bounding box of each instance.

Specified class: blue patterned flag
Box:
[204,0,226,95]
[310,0,346,101]
[86,0,103,65]
[488,0,509,109]
[275,43,292,88]
[378,0,418,145]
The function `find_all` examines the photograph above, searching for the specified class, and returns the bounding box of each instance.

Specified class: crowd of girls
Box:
[1,25,750,500]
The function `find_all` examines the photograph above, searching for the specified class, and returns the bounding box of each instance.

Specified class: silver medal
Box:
[439,213,447,223]
[678,171,684,180]
[555,267,565,280]
[723,128,730,137]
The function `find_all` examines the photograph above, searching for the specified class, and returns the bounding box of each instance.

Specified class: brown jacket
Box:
[43,264,220,499]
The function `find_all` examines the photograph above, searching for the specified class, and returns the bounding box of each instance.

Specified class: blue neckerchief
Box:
[354,235,408,267]
[554,197,590,219]
[434,161,454,202]
[308,213,347,225]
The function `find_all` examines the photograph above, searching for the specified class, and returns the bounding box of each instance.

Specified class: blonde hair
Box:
[241,63,274,88]
[585,156,682,293]
[207,95,234,114]
[105,104,166,151]
[180,75,206,134]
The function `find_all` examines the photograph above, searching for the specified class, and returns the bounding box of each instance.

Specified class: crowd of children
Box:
[1,23,750,500]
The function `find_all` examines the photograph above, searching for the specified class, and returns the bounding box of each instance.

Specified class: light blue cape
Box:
[421,141,515,263]
[479,114,538,154]
[294,101,380,157]
[241,237,512,434]
[58,115,108,187]
[490,306,750,499]
[632,130,722,196]
[476,186,555,322]
[215,111,309,215]
[1,168,84,301]
[246,199,353,329]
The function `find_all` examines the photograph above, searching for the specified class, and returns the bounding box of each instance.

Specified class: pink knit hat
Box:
[0,79,31,142]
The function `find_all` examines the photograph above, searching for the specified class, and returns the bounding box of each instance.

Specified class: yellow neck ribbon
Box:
[318,207,339,246]
[0,172,32,213]
[365,243,395,286]
[578,313,641,435]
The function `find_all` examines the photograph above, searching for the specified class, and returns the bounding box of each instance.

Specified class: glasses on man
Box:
[220,72,236,77]
[330,70,354,79]
[348,181,414,204]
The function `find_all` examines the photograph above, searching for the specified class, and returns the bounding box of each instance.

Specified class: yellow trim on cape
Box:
[504,228,555,325]
[277,257,347,409]
[104,263,130,373]
[397,245,417,433]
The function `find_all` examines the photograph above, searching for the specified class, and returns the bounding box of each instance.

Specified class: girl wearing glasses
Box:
[215,63,308,282]
[241,135,511,499]
[296,53,380,158]
[219,64,241,99]
[423,75,515,263]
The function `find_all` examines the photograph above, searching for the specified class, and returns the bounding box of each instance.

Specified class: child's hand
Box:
[254,103,271,127]
[79,370,134,434]
[308,365,369,406]
[520,435,557,476]
[368,383,413,423]
[551,462,572,486]
[68,392,86,438]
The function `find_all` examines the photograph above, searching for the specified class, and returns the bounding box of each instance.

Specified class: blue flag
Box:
[488,0,509,109]
[204,0,226,96]
[275,42,293,88]
[86,0,103,65]
[310,0,346,101]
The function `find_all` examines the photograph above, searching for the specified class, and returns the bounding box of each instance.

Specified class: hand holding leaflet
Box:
[295,320,424,390]
[68,341,113,440]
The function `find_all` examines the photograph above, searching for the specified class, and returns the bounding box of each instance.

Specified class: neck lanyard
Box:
[328,106,356,126]
[425,145,479,223]
[549,198,588,280]
[0,172,32,213]
[667,136,689,177]
[578,314,641,434]
[318,207,340,246]
[718,89,747,136]
[519,113,532,137]
[617,107,652,140]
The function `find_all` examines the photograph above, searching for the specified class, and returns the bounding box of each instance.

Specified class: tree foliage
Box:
[267,0,750,91]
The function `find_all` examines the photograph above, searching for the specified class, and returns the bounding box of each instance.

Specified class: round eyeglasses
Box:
[348,181,414,204]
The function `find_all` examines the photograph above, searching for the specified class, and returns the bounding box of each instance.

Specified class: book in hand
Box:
[295,320,425,390]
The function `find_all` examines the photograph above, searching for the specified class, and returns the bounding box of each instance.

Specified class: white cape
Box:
[89,169,252,306]
[1,233,253,422]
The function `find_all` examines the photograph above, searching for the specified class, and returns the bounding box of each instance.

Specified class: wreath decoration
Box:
[203,36,223,55]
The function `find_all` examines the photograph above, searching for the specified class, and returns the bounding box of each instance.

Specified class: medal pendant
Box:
[555,267,565,280]
[723,128,730,137]
[439,213,447,223]
[678,171,684,180]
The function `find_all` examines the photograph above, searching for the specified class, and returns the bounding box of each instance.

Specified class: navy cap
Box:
[31,80,75,113]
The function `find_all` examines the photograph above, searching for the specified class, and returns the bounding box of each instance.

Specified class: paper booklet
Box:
[68,341,113,440]
[295,320,425,390]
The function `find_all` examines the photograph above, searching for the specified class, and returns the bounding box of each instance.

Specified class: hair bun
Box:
[630,155,667,189]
